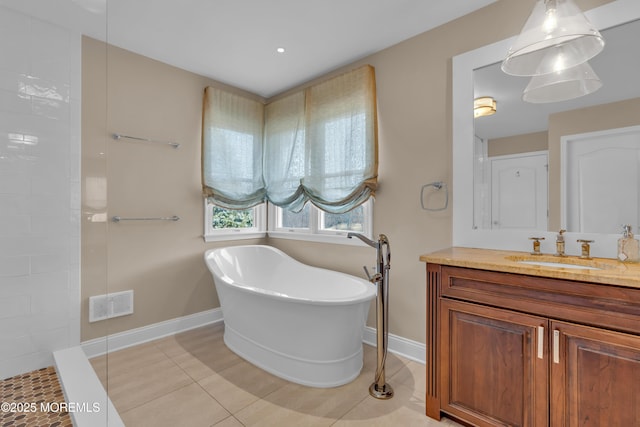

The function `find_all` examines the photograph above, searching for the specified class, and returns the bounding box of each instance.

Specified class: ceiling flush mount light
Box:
[501,0,605,76]
[276,47,286,54]
[523,61,602,103]
[474,96,497,118]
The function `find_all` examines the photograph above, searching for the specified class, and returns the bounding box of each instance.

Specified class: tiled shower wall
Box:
[0,6,81,379]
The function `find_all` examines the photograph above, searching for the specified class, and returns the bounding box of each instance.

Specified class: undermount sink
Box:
[516,260,602,270]
[504,254,621,271]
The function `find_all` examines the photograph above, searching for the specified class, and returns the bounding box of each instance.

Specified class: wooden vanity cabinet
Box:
[426,263,640,427]
[551,322,640,426]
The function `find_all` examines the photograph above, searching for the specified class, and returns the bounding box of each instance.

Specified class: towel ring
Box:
[420,181,448,212]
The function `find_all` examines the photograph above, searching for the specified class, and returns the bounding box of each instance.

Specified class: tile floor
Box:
[0,366,73,427]
[90,323,462,427]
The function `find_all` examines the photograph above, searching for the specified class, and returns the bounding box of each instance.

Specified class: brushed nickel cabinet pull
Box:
[553,329,560,364]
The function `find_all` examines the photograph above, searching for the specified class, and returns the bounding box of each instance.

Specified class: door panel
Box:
[564,126,640,233]
[551,321,640,427]
[490,152,548,230]
[441,299,549,427]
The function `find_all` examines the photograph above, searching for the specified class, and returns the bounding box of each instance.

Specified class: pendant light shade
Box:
[502,0,605,76]
[522,61,602,103]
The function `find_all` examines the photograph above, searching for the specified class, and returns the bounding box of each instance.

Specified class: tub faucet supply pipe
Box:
[347,233,394,399]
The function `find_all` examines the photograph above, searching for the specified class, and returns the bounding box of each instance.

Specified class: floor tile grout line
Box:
[117,382,197,419]
[330,391,371,426]
[191,375,235,419]
[161,327,261,418]
[102,344,197,415]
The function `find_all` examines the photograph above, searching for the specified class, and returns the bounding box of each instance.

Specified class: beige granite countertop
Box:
[420,247,640,289]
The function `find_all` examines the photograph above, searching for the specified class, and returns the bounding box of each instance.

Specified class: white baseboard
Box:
[81,308,425,365]
[363,326,426,364]
[81,308,224,359]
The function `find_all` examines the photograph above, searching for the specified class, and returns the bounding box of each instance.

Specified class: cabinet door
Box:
[441,299,549,427]
[551,321,640,427]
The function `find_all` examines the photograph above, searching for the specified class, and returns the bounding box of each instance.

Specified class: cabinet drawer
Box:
[438,265,640,335]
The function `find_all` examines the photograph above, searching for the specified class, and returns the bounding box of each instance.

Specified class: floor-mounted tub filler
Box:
[204,245,376,388]
[347,233,394,399]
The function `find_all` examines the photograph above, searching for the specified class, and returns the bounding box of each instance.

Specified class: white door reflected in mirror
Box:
[489,152,548,230]
[564,125,640,234]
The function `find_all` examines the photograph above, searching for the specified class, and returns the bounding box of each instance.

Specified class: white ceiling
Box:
[0,0,496,98]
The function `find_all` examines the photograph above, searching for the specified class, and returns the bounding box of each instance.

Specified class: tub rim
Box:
[204,245,376,306]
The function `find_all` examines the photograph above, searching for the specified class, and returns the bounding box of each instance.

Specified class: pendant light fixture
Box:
[522,61,602,103]
[502,0,605,77]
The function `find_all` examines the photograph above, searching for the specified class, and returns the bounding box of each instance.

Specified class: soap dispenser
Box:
[617,225,640,263]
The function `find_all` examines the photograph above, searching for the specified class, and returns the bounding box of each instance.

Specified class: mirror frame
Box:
[452,0,640,259]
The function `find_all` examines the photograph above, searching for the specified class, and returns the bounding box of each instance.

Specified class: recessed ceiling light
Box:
[276,47,286,54]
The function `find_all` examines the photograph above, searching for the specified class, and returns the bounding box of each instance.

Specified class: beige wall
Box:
[82,0,612,344]
[81,37,266,341]
[488,131,548,158]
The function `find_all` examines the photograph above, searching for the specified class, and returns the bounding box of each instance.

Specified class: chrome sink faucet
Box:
[555,229,566,257]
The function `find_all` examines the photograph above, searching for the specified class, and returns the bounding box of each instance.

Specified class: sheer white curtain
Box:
[263,91,307,211]
[201,87,265,209]
[203,65,378,213]
[264,65,378,213]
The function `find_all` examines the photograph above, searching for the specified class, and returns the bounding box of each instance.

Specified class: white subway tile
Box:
[0,5,81,378]
[0,255,29,277]
[31,214,71,235]
[29,19,70,84]
[0,235,30,257]
[0,276,29,294]
[30,173,70,197]
[30,251,69,274]
[32,96,70,120]
[0,173,30,194]
[0,295,30,319]
[32,326,70,353]
[0,351,54,380]
[31,292,70,316]
[27,271,69,294]
[0,8,29,75]
[0,69,24,93]
[0,333,35,359]
[28,193,69,215]
[0,215,30,237]
[0,88,31,114]
[0,194,29,214]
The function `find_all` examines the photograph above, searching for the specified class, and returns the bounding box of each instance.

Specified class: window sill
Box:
[203,231,266,243]
[267,231,371,246]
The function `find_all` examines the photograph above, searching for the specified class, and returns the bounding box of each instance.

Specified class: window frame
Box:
[267,199,373,245]
[203,199,266,242]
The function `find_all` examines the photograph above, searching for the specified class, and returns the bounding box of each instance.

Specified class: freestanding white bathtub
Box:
[204,245,376,388]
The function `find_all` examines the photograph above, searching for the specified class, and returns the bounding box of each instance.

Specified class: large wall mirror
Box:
[453,0,640,258]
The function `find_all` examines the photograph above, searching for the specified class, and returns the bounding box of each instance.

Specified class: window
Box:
[203,200,266,242]
[202,66,377,244]
[268,200,373,244]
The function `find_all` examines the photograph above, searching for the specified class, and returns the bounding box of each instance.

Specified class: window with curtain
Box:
[264,64,378,214]
[202,65,378,241]
[201,86,265,209]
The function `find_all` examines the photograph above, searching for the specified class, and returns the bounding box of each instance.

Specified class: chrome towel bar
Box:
[112,215,180,223]
[112,133,180,149]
